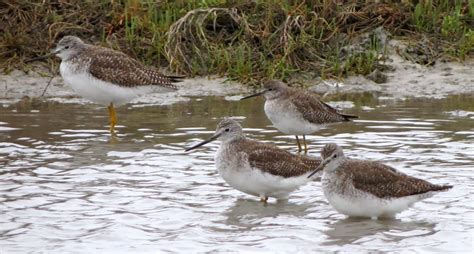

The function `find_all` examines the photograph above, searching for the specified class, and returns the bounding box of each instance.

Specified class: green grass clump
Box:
[0,0,219,71]
[411,0,473,60]
[0,0,472,85]
[164,2,403,84]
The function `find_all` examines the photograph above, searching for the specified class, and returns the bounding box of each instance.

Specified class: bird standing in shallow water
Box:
[307,143,452,219]
[49,36,183,135]
[241,80,357,153]
[185,118,322,203]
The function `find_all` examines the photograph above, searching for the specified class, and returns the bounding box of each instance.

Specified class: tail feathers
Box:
[145,68,184,89]
[411,184,452,198]
[432,184,453,192]
[166,75,185,83]
[341,113,358,121]
[411,184,451,200]
[320,100,359,121]
[155,74,184,90]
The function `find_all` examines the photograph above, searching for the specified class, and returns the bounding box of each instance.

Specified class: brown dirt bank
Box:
[1,1,472,84]
[1,45,472,106]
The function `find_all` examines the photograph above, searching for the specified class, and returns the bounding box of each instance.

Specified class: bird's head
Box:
[52,36,87,60]
[240,80,289,101]
[185,118,245,152]
[308,143,346,178]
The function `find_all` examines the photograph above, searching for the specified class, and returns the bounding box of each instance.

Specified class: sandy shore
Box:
[313,53,473,99]
[1,52,472,106]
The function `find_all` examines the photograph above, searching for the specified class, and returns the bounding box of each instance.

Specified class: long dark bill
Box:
[24,51,56,63]
[240,91,264,101]
[184,133,220,152]
[307,158,330,178]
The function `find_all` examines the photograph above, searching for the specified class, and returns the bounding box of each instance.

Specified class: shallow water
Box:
[1,94,473,253]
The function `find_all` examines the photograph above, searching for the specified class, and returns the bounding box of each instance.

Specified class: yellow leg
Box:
[295,135,302,153]
[107,102,117,135]
[303,135,308,154]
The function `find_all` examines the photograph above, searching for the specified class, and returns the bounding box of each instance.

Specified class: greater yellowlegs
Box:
[185,118,322,203]
[49,36,183,135]
[307,143,452,219]
[241,80,357,153]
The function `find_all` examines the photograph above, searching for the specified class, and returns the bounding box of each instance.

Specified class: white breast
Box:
[264,99,322,135]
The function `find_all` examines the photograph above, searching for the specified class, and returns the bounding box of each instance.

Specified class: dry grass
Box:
[0,0,472,85]
[164,1,412,83]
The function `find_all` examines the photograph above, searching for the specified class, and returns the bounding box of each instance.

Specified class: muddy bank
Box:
[1,32,473,106]
[312,54,473,100]
[1,53,472,107]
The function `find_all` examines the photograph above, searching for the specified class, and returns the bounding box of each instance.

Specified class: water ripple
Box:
[1,96,473,253]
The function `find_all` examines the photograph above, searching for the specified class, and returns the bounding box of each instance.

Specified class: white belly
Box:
[322,175,433,218]
[60,63,155,106]
[325,192,422,218]
[264,100,322,135]
[216,151,309,200]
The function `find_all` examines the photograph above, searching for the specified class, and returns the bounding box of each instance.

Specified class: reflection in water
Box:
[323,217,437,247]
[223,199,315,229]
[1,95,473,253]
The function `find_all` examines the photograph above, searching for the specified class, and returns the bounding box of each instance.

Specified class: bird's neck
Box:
[222,134,246,146]
[324,159,347,174]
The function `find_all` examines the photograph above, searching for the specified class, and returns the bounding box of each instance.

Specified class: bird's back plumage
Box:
[77,46,181,90]
[289,89,358,124]
[341,159,452,198]
[228,138,321,178]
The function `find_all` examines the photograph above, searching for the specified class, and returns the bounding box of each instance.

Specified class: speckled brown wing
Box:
[290,91,357,124]
[346,160,452,198]
[87,46,182,89]
[234,140,321,178]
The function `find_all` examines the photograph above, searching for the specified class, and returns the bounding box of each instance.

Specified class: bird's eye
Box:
[64,46,69,49]
[225,128,230,132]
[333,154,337,158]
[268,88,273,91]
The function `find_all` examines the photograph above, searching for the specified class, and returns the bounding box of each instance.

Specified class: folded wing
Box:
[88,47,182,90]
[347,160,452,198]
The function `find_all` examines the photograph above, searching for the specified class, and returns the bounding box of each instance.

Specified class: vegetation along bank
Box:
[1,0,472,86]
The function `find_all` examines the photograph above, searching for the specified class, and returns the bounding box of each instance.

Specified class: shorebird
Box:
[307,143,452,219]
[241,80,357,153]
[43,36,183,135]
[185,118,322,203]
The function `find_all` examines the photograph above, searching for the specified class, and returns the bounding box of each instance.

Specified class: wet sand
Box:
[1,37,473,106]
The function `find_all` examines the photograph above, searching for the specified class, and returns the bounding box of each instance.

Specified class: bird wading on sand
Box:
[241,80,358,153]
[36,36,183,135]
[185,118,322,203]
[307,143,452,219]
